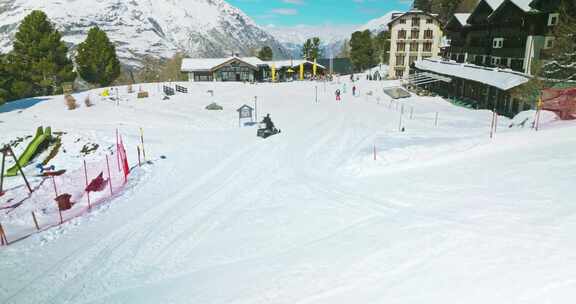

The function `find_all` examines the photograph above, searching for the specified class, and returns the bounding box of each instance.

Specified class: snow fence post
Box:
[0,223,7,246]
[51,176,58,197]
[490,111,496,139]
[31,211,40,231]
[137,146,141,167]
[410,107,414,120]
[373,144,377,161]
[106,155,113,197]
[140,128,146,161]
[83,159,91,210]
[434,112,439,127]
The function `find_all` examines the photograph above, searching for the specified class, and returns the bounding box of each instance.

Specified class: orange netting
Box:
[542,87,576,120]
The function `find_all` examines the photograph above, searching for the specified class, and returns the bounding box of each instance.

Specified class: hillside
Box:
[0,78,574,303]
[0,0,288,65]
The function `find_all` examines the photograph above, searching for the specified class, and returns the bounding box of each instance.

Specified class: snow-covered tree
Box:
[541,2,576,82]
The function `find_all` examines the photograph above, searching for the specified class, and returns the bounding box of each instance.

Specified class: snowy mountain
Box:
[269,11,400,58]
[0,0,289,65]
[357,11,401,34]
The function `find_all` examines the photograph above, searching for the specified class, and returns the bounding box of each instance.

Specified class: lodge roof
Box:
[415,59,531,91]
[181,57,266,72]
[181,57,325,72]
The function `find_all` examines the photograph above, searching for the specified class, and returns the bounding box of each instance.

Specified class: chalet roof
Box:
[181,57,266,72]
[484,0,506,10]
[415,59,531,91]
[454,13,472,26]
[488,0,539,20]
[387,9,441,26]
[467,0,505,24]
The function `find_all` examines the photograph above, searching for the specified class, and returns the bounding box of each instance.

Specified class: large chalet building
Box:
[387,10,444,79]
[413,0,566,116]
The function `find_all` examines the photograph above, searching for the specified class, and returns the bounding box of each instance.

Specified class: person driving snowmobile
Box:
[262,114,275,130]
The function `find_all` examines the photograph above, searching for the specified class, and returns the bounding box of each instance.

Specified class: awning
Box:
[415,59,531,91]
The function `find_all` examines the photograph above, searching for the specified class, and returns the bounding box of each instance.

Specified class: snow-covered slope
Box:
[0,78,575,303]
[0,0,288,65]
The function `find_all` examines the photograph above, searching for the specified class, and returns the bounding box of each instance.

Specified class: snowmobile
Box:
[257,114,281,139]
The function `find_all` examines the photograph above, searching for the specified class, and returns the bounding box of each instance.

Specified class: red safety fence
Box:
[542,87,576,120]
[0,132,132,246]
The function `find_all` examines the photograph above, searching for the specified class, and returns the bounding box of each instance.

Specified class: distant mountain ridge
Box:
[269,11,400,58]
[0,0,289,65]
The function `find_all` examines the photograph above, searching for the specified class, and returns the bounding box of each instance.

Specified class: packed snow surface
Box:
[0,78,575,303]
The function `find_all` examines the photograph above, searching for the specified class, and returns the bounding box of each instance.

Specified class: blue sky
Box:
[228,0,412,27]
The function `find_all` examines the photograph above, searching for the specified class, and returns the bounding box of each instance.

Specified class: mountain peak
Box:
[0,0,288,64]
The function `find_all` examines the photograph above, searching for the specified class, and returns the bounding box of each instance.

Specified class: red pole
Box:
[106,155,113,197]
[31,211,40,231]
[51,176,58,197]
[84,160,91,209]
[116,129,121,171]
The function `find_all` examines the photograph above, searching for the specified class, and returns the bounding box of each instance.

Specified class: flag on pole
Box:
[313,58,317,76]
[299,63,304,81]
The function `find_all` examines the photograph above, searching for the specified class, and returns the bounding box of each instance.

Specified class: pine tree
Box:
[76,26,121,86]
[301,37,322,61]
[257,46,273,61]
[349,30,375,72]
[0,54,7,105]
[540,1,576,82]
[338,39,351,58]
[373,31,391,64]
[413,0,432,11]
[12,10,75,96]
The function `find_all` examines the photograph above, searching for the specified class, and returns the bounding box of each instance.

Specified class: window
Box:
[548,13,559,26]
[396,55,405,66]
[411,30,419,39]
[424,30,433,39]
[491,57,501,66]
[410,42,419,52]
[397,42,406,51]
[423,42,432,52]
[544,36,555,49]
[422,55,431,60]
[409,56,418,65]
[427,18,433,24]
[412,17,420,26]
[398,30,407,39]
[400,18,406,24]
[396,69,404,78]
[493,38,504,49]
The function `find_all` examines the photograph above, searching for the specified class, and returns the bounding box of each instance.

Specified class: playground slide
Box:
[6,126,52,177]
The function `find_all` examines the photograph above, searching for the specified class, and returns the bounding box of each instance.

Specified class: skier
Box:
[352,86,357,96]
[335,89,341,101]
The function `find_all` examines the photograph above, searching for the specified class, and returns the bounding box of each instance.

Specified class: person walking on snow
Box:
[352,85,357,96]
[335,89,341,101]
